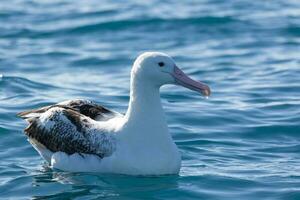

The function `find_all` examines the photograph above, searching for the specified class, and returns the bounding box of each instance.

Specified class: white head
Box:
[131,52,210,96]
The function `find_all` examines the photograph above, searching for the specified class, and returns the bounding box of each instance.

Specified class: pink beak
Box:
[171,66,211,97]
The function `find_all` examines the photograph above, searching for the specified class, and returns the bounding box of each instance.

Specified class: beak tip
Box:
[172,66,211,98]
[202,87,211,97]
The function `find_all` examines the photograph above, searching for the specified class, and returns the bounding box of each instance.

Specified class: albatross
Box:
[18,52,210,175]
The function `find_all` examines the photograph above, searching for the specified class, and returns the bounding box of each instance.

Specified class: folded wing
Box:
[18,100,121,159]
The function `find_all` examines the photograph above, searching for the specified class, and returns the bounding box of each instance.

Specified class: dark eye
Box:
[158,62,165,67]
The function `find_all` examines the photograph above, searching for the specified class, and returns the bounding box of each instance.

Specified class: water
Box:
[0,0,300,199]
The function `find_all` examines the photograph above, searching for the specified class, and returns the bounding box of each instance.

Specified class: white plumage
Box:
[19,52,210,175]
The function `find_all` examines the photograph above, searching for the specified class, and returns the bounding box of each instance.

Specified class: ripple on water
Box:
[0,0,300,199]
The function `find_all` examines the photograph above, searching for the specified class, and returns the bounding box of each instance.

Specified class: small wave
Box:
[64,16,240,34]
[71,16,236,32]
[285,26,300,36]
[0,76,58,95]
[70,57,129,68]
[0,16,241,38]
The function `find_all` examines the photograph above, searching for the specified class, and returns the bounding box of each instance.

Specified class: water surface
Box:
[1,0,300,199]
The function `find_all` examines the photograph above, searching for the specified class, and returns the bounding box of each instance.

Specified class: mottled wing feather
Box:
[18,100,119,158]
[58,99,118,120]
[19,99,120,121]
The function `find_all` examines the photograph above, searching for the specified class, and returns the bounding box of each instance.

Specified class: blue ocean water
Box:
[0,0,300,199]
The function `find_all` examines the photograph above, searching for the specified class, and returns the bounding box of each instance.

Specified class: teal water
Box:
[1,0,300,199]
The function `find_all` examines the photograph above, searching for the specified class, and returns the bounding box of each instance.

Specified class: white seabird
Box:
[18,52,211,175]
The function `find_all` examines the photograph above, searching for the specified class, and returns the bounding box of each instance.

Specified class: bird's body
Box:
[19,52,210,175]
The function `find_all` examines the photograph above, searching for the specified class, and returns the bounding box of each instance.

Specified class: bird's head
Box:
[132,52,210,97]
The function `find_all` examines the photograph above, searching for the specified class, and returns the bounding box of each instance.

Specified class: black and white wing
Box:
[18,100,122,160]
[19,99,121,122]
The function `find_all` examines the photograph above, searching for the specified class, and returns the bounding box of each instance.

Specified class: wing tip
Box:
[18,110,41,125]
[18,106,51,120]
[17,110,30,119]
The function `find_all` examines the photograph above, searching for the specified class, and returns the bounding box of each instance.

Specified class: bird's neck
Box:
[121,74,176,157]
[125,77,165,125]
